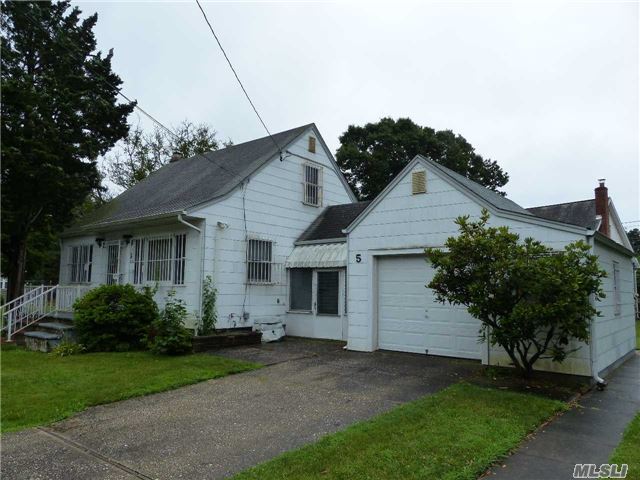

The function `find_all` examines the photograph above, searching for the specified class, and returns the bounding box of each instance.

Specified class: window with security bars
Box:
[303,164,322,206]
[69,245,93,283]
[132,234,187,285]
[247,239,273,284]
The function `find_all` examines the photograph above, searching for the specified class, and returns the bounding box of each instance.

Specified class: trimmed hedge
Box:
[73,285,158,351]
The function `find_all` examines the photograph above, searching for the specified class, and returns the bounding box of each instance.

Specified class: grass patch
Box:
[233,383,566,480]
[610,413,640,480]
[1,344,260,432]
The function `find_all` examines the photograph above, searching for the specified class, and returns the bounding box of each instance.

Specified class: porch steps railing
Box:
[1,285,91,341]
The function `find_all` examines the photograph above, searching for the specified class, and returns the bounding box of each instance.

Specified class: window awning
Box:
[285,243,347,269]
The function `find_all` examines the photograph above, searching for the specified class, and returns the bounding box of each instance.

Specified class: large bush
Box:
[73,284,158,351]
[426,209,606,378]
[146,291,193,355]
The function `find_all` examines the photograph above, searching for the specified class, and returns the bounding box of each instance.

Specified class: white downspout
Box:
[587,232,607,388]
[178,213,204,334]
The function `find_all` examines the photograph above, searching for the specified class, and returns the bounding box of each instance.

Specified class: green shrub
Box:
[73,284,158,352]
[198,276,217,335]
[147,291,193,355]
[51,341,86,357]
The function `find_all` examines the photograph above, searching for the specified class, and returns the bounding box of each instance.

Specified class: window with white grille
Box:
[303,164,322,207]
[247,239,273,284]
[69,245,93,283]
[173,234,187,285]
[132,239,145,285]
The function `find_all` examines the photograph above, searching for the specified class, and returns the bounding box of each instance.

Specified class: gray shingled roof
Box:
[417,155,534,217]
[527,199,596,229]
[67,124,314,233]
[297,201,371,243]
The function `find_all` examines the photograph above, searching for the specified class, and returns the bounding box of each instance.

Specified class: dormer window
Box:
[303,164,322,207]
[308,136,316,153]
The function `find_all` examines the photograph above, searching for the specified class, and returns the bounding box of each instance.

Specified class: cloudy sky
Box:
[81,1,639,226]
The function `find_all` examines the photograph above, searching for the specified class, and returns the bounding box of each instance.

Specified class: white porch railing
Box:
[1,284,91,341]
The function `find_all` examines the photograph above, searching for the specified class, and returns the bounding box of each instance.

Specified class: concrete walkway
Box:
[1,338,480,480]
[487,352,640,480]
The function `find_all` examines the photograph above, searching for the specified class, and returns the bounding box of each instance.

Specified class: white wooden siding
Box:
[60,222,202,328]
[592,242,637,374]
[191,127,353,329]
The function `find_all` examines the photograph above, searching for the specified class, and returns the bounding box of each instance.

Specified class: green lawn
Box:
[233,383,566,480]
[610,413,640,480]
[1,345,260,432]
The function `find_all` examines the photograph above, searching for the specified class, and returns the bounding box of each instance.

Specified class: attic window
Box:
[308,136,316,153]
[412,171,427,194]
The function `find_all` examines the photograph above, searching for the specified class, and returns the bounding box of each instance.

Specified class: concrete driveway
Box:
[2,338,481,480]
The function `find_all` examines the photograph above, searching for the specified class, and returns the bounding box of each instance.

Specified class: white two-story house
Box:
[60,124,357,332]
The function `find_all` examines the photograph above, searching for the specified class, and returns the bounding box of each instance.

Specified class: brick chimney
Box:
[595,179,610,237]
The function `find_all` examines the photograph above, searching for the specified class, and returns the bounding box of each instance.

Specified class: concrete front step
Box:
[22,318,77,352]
[24,331,62,352]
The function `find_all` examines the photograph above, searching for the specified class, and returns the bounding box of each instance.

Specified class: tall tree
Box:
[336,117,509,200]
[626,228,640,254]
[104,120,223,190]
[1,1,134,300]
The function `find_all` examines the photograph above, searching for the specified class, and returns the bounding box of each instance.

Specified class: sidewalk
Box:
[488,352,640,480]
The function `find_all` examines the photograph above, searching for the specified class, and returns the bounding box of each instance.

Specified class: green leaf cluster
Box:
[426,210,606,377]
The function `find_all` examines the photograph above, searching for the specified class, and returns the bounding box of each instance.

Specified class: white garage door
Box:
[377,255,481,359]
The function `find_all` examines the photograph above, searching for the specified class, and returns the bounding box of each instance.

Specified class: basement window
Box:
[69,245,93,283]
[303,164,322,207]
[412,170,427,194]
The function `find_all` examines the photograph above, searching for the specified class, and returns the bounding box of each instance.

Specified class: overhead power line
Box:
[194,0,283,158]
[19,8,248,180]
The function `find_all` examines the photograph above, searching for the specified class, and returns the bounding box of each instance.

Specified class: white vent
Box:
[412,171,427,194]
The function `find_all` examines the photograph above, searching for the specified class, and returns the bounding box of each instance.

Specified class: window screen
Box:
[290,268,312,311]
[317,271,339,315]
[147,237,173,282]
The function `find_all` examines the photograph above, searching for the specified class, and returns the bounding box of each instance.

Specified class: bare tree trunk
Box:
[6,235,28,302]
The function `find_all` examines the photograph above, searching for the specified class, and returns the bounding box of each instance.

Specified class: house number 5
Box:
[355,254,362,263]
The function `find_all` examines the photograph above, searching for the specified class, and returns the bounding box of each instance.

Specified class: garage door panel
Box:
[377,255,481,359]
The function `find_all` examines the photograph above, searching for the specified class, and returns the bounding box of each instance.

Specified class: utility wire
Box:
[194,0,283,158]
[19,9,248,180]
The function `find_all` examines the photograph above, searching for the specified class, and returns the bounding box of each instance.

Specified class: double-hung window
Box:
[69,245,93,283]
[247,239,273,284]
[131,234,187,285]
[303,164,322,207]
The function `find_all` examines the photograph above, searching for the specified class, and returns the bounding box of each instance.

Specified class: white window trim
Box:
[68,244,93,284]
[302,163,323,207]
[287,268,344,316]
[129,233,187,286]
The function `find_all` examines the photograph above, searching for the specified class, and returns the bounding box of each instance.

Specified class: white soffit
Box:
[286,243,347,268]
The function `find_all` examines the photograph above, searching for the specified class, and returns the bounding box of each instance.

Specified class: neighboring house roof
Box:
[526,199,598,229]
[297,201,372,243]
[66,123,352,234]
